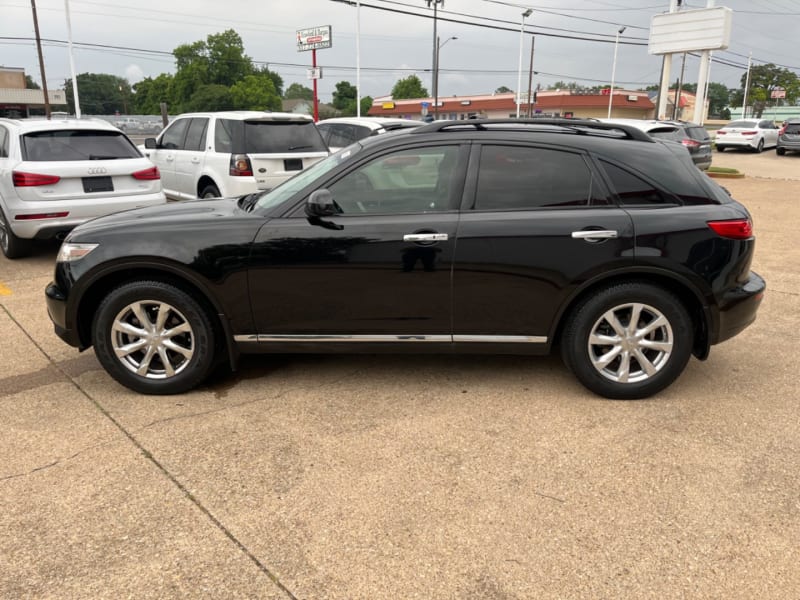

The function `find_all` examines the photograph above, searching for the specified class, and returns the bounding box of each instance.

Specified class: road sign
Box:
[297,26,332,52]
[771,89,786,99]
[307,67,322,80]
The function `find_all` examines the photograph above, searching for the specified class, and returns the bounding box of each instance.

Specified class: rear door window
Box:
[21,130,140,161]
[184,118,209,152]
[600,160,667,205]
[473,145,598,210]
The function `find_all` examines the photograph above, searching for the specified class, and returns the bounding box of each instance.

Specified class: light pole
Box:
[435,35,457,119]
[516,9,532,118]
[607,26,626,118]
[427,1,444,116]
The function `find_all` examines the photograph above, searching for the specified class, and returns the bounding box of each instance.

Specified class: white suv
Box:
[142,111,329,200]
[0,117,166,259]
[316,117,423,152]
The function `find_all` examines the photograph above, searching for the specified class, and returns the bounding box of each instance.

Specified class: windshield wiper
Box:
[288,144,314,150]
[238,193,259,212]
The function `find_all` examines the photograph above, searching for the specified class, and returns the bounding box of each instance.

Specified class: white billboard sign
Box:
[648,7,732,55]
[297,26,332,52]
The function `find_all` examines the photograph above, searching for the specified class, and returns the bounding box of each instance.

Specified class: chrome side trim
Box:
[453,335,547,343]
[236,334,451,343]
[235,334,548,344]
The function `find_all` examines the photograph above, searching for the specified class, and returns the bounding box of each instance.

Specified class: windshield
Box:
[254,143,363,211]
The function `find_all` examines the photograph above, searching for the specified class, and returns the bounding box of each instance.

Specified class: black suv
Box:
[45,119,765,399]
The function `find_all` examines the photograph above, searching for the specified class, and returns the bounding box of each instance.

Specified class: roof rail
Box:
[409,118,654,142]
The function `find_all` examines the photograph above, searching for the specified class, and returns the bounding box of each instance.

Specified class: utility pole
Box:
[673,53,687,120]
[656,0,680,120]
[30,0,51,119]
[741,52,752,119]
[525,37,535,117]
[427,0,443,118]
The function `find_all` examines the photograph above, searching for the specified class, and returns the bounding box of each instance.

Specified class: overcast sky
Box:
[1,0,797,104]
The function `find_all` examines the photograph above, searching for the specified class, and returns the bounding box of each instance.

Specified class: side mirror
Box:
[305,189,338,217]
[144,138,157,149]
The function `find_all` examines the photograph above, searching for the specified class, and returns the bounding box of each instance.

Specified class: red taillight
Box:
[15,212,69,220]
[716,131,726,135]
[741,131,758,136]
[229,154,253,177]
[132,166,160,180]
[681,138,701,149]
[12,171,61,187]
[779,125,787,135]
[708,219,753,240]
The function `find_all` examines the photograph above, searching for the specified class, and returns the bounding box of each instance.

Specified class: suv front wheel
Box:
[561,282,693,399]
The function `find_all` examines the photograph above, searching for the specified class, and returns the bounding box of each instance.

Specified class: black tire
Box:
[755,139,764,153]
[560,282,693,400]
[777,147,786,156]
[716,145,725,152]
[0,207,32,259]
[92,280,216,394]
[199,184,221,199]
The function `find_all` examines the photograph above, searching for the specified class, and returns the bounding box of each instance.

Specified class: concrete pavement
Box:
[1,151,798,599]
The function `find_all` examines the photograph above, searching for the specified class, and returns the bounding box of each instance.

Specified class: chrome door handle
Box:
[404,233,448,242]
[571,230,618,240]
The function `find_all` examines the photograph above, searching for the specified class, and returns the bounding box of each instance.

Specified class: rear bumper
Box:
[7,191,166,240]
[713,271,766,344]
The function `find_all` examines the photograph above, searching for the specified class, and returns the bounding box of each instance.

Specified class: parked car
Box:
[142,111,329,200]
[658,120,713,170]
[46,118,765,399]
[715,119,780,152]
[0,117,165,259]
[114,117,143,132]
[317,117,424,151]
[776,119,800,155]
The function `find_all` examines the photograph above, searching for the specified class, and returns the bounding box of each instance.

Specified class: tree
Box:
[133,74,174,114]
[285,83,313,100]
[332,80,358,114]
[64,73,130,114]
[360,96,373,117]
[548,81,580,91]
[230,74,281,111]
[391,75,428,99]
[495,86,513,94]
[186,84,233,112]
[25,75,40,90]
[730,63,800,117]
[706,82,732,117]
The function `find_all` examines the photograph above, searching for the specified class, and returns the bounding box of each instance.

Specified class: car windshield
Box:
[22,130,140,161]
[725,121,757,128]
[253,143,363,211]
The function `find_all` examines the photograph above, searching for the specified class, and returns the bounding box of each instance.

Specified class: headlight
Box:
[57,243,99,263]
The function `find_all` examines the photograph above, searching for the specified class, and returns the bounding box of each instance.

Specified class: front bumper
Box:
[45,281,82,348]
[714,271,766,345]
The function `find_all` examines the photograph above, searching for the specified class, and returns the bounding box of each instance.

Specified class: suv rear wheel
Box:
[0,208,32,259]
[561,282,693,399]
[200,184,221,199]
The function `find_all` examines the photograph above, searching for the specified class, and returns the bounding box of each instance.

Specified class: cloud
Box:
[125,64,145,83]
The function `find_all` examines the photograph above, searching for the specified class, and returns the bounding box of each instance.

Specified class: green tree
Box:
[285,83,314,100]
[495,86,513,94]
[230,74,281,111]
[25,75,40,89]
[548,81,580,90]
[186,84,234,112]
[730,63,800,117]
[360,96,373,116]
[391,75,428,99]
[332,80,357,111]
[64,73,129,114]
[132,74,174,114]
[205,30,252,87]
[706,82,732,117]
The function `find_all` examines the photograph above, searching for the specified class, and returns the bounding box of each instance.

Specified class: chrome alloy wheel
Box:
[587,302,674,384]
[111,300,195,379]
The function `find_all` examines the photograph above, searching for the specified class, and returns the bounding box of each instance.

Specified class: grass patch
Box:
[708,166,740,174]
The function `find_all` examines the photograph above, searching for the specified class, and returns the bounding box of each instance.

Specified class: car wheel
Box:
[92,281,216,394]
[755,138,764,153]
[777,147,786,156]
[0,207,32,259]
[199,184,221,199]
[716,145,725,152]
[560,282,693,399]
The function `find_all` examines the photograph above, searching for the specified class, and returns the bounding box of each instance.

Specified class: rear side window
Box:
[318,123,364,148]
[474,145,596,210]
[22,130,140,161]
[686,126,710,141]
[184,118,208,152]
[243,121,327,154]
[0,125,8,158]
[600,160,666,205]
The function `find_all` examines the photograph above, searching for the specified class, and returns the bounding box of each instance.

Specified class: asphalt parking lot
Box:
[1,149,798,599]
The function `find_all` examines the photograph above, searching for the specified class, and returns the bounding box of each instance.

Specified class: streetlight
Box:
[607,25,626,118]
[434,35,457,119]
[516,9,532,118]
[426,1,444,115]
